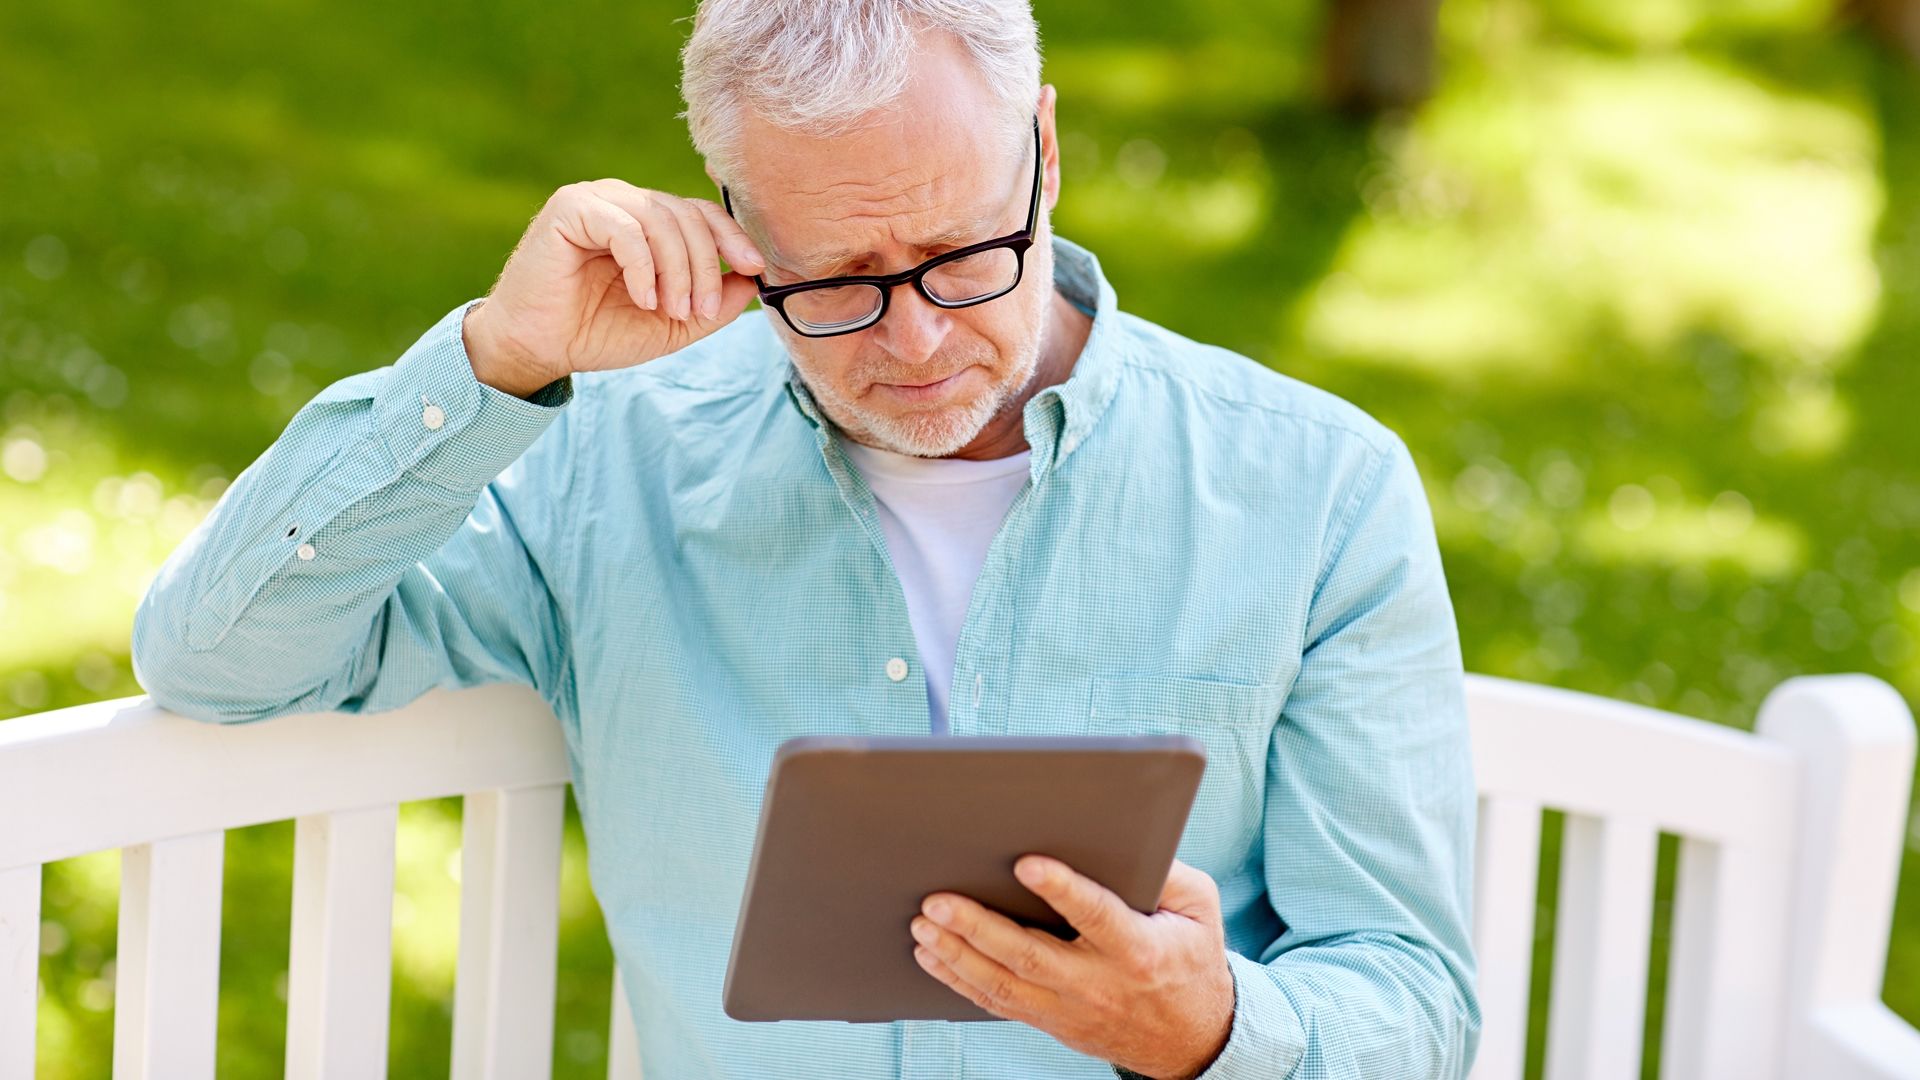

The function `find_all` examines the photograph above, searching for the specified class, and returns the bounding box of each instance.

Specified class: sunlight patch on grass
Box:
[1297,48,1881,386]
[0,421,218,674]
[1751,373,1853,458]
[1422,449,1807,578]
[1575,493,1806,575]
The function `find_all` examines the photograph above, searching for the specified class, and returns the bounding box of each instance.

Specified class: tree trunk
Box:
[1321,0,1445,114]
[1845,0,1920,62]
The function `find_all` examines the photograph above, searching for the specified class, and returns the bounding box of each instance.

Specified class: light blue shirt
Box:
[132,236,1480,1079]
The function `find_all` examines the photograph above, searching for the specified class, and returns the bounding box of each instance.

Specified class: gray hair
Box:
[680,0,1041,186]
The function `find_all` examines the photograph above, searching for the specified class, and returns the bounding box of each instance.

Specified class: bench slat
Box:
[112,832,225,1079]
[1545,814,1657,1080]
[451,785,565,1080]
[1,864,39,1080]
[1659,836,1792,1078]
[286,804,400,1079]
[1469,796,1542,1080]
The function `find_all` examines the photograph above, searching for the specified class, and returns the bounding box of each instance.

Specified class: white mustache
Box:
[854,348,991,389]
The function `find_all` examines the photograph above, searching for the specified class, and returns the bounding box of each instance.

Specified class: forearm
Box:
[132,299,572,722]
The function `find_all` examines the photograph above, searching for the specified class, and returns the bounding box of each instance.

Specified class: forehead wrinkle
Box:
[787,165,930,201]
[796,210,999,272]
[756,171,936,273]
[776,163,1026,276]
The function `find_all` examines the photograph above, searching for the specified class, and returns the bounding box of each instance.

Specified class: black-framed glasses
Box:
[721,117,1042,338]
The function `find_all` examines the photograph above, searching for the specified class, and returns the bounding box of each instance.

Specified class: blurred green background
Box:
[2,0,1917,1076]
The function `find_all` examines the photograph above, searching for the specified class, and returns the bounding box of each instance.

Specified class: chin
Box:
[859,405,992,457]
[855,377,1022,454]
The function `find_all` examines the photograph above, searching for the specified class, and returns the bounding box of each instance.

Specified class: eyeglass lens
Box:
[782,246,1021,333]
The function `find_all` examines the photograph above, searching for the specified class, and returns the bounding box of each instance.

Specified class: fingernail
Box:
[925,899,950,924]
[644,288,657,310]
[912,919,937,943]
[701,295,718,320]
[1016,859,1048,887]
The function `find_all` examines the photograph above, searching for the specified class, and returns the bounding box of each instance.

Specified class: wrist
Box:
[462,300,564,399]
[1113,1017,1230,1080]
[1121,960,1234,1080]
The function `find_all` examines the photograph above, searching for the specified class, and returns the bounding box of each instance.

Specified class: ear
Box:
[1037,85,1062,214]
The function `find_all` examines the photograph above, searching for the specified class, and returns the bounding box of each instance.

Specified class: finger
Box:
[590,183,692,320]
[918,893,1078,989]
[689,197,766,274]
[1155,858,1223,923]
[551,190,656,310]
[664,196,725,321]
[911,946,989,1014]
[1014,855,1140,953]
[910,919,1056,1022]
[642,202,695,321]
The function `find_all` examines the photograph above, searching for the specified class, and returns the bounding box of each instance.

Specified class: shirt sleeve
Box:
[1138,434,1481,1080]
[130,297,582,729]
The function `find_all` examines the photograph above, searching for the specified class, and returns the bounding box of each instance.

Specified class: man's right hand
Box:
[462,180,768,398]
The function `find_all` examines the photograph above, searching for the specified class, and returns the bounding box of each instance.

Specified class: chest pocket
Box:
[1086,676,1282,876]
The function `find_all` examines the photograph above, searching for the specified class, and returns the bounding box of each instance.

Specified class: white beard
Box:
[791,329,1042,457]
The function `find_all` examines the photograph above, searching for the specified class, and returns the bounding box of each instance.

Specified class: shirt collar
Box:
[784,233,1124,474]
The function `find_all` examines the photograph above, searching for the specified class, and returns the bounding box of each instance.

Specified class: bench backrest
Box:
[0,674,1911,1080]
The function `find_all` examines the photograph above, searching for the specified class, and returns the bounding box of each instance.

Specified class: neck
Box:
[942,286,1093,461]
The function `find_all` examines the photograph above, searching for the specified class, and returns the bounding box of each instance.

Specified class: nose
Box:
[872,284,953,368]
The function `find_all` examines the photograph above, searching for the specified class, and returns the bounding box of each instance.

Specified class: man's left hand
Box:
[910,855,1235,1080]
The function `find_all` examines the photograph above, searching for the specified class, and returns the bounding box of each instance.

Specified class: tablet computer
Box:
[721,733,1206,1022]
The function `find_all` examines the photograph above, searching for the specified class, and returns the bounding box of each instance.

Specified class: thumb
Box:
[1156,859,1222,924]
[715,272,759,323]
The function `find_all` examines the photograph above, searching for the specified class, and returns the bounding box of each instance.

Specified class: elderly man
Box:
[132,1,1479,1077]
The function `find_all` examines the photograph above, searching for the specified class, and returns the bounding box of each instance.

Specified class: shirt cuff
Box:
[1112,950,1306,1080]
[375,297,573,492]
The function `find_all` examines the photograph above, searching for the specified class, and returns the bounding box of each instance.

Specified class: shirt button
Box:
[885,657,909,682]
[295,543,316,561]
[422,402,446,430]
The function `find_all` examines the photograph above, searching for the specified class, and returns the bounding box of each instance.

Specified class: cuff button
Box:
[422,402,446,430]
[296,543,316,561]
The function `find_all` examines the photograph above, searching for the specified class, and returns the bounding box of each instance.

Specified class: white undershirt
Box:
[840,439,1032,735]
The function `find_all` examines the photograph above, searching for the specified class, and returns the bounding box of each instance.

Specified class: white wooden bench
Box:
[1,673,1916,1079]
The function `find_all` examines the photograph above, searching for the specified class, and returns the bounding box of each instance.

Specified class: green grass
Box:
[2,0,1917,1075]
